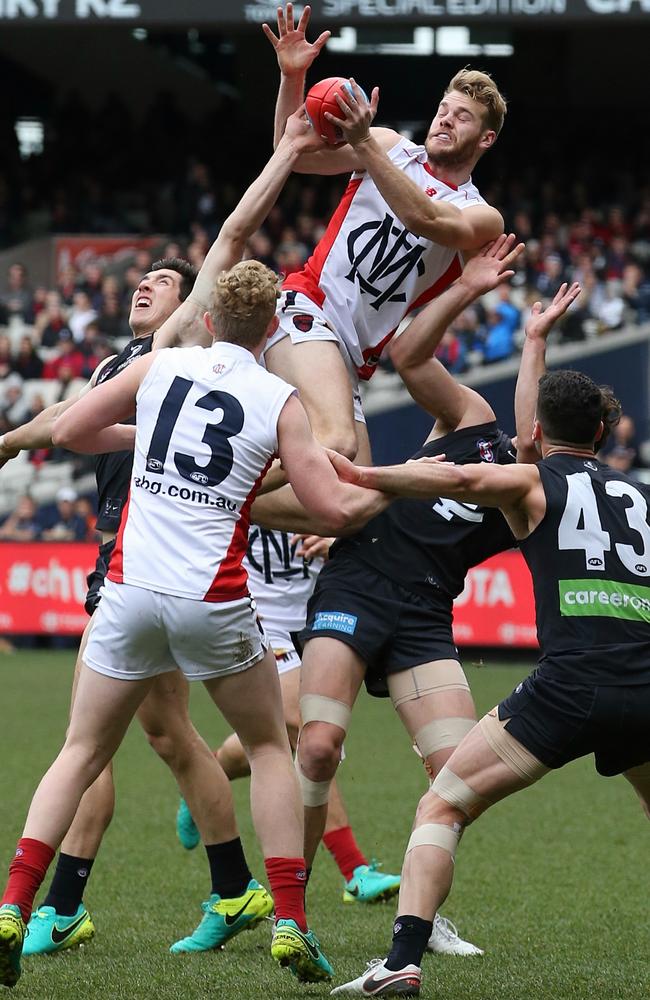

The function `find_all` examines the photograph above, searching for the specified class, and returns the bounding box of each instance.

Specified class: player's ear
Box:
[479,129,497,151]
[594,420,604,444]
[265,315,280,342]
[204,311,215,335]
[532,419,542,443]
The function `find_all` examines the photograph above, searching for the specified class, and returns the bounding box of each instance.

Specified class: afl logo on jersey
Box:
[293,314,314,333]
[190,471,210,485]
[146,458,164,472]
[477,439,495,463]
[588,558,604,567]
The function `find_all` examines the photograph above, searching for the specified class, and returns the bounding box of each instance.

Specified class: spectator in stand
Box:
[77,321,105,377]
[35,291,71,348]
[606,236,629,281]
[22,391,46,426]
[535,253,566,299]
[479,303,518,365]
[78,262,105,311]
[74,496,100,543]
[56,264,78,306]
[601,414,640,472]
[67,290,97,343]
[42,330,85,381]
[436,329,465,375]
[0,263,34,323]
[98,294,130,340]
[597,284,625,332]
[0,334,14,380]
[13,335,44,381]
[41,487,87,542]
[0,495,41,542]
[1,376,29,430]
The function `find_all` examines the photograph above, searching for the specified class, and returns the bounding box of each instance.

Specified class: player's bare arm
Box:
[388,234,523,430]
[0,354,116,467]
[264,4,398,174]
[329,81,503,249]
[153,109,326,352]
[514,282,581,464]
[330,450,543,539]
[52,355,155,455]
[276,394,388,533]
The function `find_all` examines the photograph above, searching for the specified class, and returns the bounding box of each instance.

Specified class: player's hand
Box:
[291,533,334,560]
[525,281,581,342]
[458,234,525,297]
[284,105,327,154]
[327,449,363,485]
[262,4,330,77]
[0,435,20,470]
[324,79,379,148]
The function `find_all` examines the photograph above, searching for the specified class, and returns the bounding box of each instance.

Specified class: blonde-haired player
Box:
[0,257,388,989]
[261,4,507,467]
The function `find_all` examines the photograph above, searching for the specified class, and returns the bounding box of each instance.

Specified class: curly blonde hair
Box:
[446,68,507,136]
[210,260,281,349]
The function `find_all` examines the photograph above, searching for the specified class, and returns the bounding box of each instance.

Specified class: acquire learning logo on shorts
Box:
[313,611,358,635]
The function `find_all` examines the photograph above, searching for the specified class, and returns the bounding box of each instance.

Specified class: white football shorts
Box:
[85,580,268,682]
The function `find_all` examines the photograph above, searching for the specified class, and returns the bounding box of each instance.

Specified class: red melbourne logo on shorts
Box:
[293,314,314,333]
[426,187,436,197]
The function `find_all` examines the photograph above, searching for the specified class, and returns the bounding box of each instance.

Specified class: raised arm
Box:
[330,81,502,250]
[52,355,154,455]
[388,235,523,429]
[514,282,581,464]
[153,109,327,351]
[0,355,115,467]
[263,4,399,175]
[276,394,388,534]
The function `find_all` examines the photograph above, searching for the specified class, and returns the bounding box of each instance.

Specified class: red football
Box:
[305,77,367,146]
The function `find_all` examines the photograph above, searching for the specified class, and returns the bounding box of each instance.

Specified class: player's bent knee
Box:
[406,822,461,860]
[415,717,476,758]
[388,661,470,709]
[431,765,490,821]
[300,694,351,733]
[479,709,549,784]
[297,724,342,780]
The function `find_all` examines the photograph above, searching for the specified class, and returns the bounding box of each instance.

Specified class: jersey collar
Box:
[210,341,257,364]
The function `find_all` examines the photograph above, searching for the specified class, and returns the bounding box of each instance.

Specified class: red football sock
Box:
[264,856,308,932]
[323,826,367,882]
[1,838,55,924]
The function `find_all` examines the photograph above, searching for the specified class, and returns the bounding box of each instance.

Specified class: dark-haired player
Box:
[330,368,650,996]
[282,238,578,957]
[0,110,326,960]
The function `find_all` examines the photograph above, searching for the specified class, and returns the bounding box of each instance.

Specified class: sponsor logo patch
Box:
[313,611,358,635]
[559,579,650,623]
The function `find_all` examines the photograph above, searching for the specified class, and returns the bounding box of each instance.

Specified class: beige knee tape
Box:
[479,710,549,784]
[431,765,489,820]
[295,755,332,807]
[415,717,476,758]
[406,822,460,859]
[300,694,351,732]
[388,661,470,709]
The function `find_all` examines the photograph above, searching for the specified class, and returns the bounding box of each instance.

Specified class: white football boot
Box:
[426,914,484,956]
[330,958,421,996]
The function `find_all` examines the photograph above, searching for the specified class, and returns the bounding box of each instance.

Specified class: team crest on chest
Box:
[477,439,495,463]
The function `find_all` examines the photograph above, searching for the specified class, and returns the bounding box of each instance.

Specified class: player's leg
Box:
[136,672,263,955]
[297,637,366,868]
[0,663,153,988]
[25,617,114,957]
[388,658,482,954]
[623,762,650,820]
[331,715,547,996]
[204,652,333,982]
[265,325,358,460]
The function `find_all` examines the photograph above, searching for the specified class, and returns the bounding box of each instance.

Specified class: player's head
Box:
[129,257,198,336]
[426,68,506,169]
[206,260,281,352]
[534,370,622,452]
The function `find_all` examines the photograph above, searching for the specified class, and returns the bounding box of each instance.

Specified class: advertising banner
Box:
[0,543,538,645]
[54,235,162,281]
[0,0,647,25]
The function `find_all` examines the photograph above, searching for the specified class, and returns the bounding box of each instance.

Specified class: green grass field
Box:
[0,651,647,1000]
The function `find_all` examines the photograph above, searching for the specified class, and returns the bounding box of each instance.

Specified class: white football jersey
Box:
[283,138,486,379]
[109,342,295,601]
[246,525,322,635]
